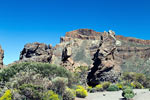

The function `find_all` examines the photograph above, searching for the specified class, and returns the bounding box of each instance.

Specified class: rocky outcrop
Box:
[18,29,150,80]
[87,31,120,86]
[20,42,53,63]
[0,45,4,68]
[60,45,77,71]
[60,29,103,42]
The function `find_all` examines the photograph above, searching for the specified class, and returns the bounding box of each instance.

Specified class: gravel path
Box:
[75,89,150,100]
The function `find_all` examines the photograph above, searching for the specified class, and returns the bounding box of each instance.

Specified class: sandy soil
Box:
[75,89,150,100]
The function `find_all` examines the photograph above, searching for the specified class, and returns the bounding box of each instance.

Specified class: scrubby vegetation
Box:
[75,85,88,98]
[107,84,119,91]
[121,56,150,75]
[0,62,87,100]
[122,87,135,99]
[0,61,150,99]
[86,71,150,94]
[0,90,12,100]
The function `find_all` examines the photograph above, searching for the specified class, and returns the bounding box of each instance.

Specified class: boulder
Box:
[20,42,53,63]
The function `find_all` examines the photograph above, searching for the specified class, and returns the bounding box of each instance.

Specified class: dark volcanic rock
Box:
[87,30,121,86]
[0,45,4,68]
[20,42,53,63]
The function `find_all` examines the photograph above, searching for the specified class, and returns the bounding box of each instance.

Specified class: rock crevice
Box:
[87,31,120,86]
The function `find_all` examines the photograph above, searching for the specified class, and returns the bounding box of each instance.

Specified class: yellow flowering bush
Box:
[76,85,87,98]
[131,82,136,88]
[95,84,103,91]
[116,83,123,90]
[43,90,60,100]
[76,85,84,89]
[0,90,12,100]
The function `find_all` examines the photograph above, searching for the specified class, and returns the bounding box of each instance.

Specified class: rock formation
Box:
[20,42,53,63]
[0,45,4,68]
[60,29,102,42]
[18,29,150,82]
[87,30,120,86]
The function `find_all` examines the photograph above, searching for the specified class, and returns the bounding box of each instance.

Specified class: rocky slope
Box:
[19,29,150,84]
[0,45,4,68]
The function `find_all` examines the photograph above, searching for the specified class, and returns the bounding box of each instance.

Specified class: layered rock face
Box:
[54,29,101,69]
[60,29,102,42]
[19,29,150,83]
[0,45,4,68]
[87,31,121,86]
[20,42,53,63]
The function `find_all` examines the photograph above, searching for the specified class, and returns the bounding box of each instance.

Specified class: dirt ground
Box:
[75,89,150,100]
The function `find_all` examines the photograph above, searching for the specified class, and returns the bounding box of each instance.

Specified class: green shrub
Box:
[43,90,60,100]
[0,90,12,100]
[121,72,146,86]
[52,77,68,95]
[6,70,52,90]
[131,82,143,89]
[122,88,135,99]
[73,66,88,86]
[143,76,150,88]
[87,86,96,93]
[0,62,72,83]
[63,87,76,100]
[135,73,146,84]
[107,84,119,91]
[18,84,43,100]
[95,84,103,92]
[102,82,111,90]
[122,72,136,83]
[76,85,87,98]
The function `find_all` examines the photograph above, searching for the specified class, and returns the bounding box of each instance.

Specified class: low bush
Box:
[73,66,88,86]
[143,76,150,88]
[76,85,85,90]
[18,84,43,100]
[131,82,143,89]
[6,70,52,90]
[0,90,12,100]
[107,84,119,91]
[122,88,135,99]
[63,87,76,100]
[87,86,96,93]
[43,90,60,100]
[76,85,87,98]
[102,82,111,90]
[95,84,103,92]
[52,77,68,95]
[116,83,123,90]
[0,62,72,84]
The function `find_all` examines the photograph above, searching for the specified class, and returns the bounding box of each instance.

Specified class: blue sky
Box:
[0,0,150,65]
